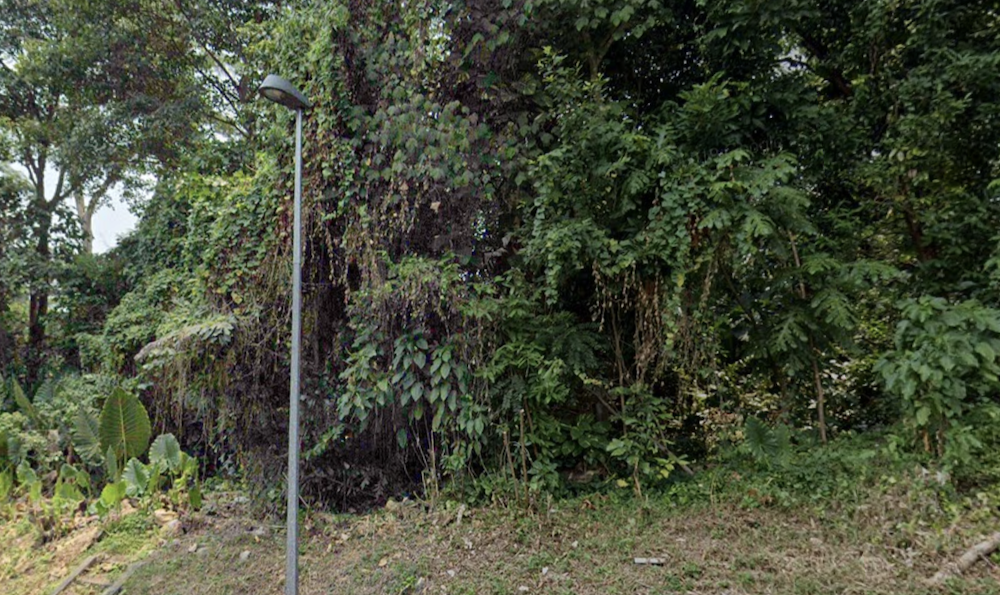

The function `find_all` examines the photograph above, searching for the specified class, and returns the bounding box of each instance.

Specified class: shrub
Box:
[875,297,1000,467]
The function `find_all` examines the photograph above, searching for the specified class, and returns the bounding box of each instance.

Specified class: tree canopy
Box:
[3,0,1000,507]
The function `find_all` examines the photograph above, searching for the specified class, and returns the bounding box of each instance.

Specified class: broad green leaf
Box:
[73,408,103,461]
[743,416,780,462]
[100,481,126,508]
[59,463,79,483]
[11,380,41,427]
[105,445,118,480]
[150,433,182,472]
[123,458,149,497]
[33,378,59,405]
[182,454,198,478]
[76,468,91,492]
[189,482,203,510]
[99,388,151,462]
[975,342,996,363]
[915,406,931,426]
[55,481,84,503]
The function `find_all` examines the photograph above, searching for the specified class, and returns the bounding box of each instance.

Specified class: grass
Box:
[113,487,998,595]
[2,440,1000,594]
[0,499,161,594]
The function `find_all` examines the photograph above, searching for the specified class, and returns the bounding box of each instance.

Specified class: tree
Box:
[0,0,205,384]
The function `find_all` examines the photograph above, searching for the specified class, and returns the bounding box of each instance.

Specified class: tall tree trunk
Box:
[75,191,94,254]
[809,341,828,444]
[26,219,51,389]
[790,233,828,444]
[73,172,118,255]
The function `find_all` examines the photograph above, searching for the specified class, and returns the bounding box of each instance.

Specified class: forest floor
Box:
[3,483,999,595]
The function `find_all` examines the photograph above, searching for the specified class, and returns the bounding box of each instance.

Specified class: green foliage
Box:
[10,379,40,428]
[112,433,201,510]
[54,463,89,503]
[742,417,791,467]
[876,298,1000,466]
[95,480,128,515]
[150,433,183,473]
[1,378,67,475]
[98,388,152,474]
[668,432,909,512]
[9,0,1000,511]
[72,408,103,463]
[123,458,150,498]
[80,269,184,373]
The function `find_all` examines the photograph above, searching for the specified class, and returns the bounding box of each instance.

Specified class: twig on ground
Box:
[928,531,1000,585]
[51,554,102,595]
[101,559,150,595]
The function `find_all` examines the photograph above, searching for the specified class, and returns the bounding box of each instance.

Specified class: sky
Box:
[92,193,138,254]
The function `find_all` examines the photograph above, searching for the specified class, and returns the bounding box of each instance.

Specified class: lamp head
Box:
[258,74,311,110]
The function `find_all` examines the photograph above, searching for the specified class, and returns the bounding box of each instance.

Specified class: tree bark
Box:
[73,170,117,255]
[790,233,828,444]
[75,191,94,254]
[810,347,828,444]
[25,155,53,389]
[26,222,50,389]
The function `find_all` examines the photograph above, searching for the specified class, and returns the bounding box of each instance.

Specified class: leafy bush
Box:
[876,297,1000,467]
[0,411,58,472]
[676,431,907,510]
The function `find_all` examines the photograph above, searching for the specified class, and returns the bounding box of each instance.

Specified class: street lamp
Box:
[258,73,310,595]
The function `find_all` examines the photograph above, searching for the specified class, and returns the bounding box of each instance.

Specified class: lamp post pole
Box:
[257,74,311,595]
[286,104,303,595]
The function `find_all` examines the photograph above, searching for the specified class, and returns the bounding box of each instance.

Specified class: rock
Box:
[188,543,198,553]
[162,519,183,537]
[240,550,250,562]
[154,509,179,526]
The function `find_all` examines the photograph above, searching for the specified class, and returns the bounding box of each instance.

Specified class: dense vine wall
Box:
[13,0,1000,508]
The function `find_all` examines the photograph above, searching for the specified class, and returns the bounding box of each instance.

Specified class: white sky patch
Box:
[92,193,138,254]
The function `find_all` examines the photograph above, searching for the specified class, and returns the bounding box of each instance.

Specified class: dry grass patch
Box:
[3,485,998,595]
[118,494,999,595]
